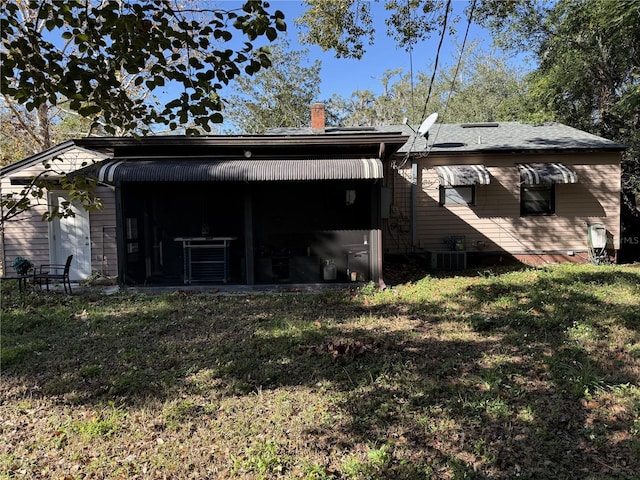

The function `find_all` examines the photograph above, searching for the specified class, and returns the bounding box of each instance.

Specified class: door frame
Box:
[48,191,92,280]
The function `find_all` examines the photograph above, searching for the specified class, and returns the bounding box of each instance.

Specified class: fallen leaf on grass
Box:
[582,399,600,409]
[311,338,383,358]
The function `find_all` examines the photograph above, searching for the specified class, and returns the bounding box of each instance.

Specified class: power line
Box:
[408,0,415,123]
[426,0,477,148]
[420,0,452,122]
[442,0,476,120]
[396,0,452,169]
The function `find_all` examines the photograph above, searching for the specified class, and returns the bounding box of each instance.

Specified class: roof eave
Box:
[402,146,627,156]
[74,133,409,149]
[0,140,78,178]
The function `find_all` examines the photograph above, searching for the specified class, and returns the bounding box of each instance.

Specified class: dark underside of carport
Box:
[103,157,386,286]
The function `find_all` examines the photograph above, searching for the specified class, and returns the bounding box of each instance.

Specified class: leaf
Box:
[78,104,101,116]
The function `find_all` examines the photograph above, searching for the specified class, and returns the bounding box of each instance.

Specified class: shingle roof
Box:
[376,122,626,154]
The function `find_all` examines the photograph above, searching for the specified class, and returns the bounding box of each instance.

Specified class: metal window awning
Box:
[434,165,491,186]
[97,158,383,184]
[518,163,578,184]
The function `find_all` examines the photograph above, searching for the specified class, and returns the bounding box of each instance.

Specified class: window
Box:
[439,186,475,205]
[521,184,555,215]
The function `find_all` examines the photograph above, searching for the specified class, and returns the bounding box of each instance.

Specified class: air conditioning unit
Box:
[431,251,467,270]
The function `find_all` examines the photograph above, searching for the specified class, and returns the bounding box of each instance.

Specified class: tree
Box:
[0,108,37,167]
[329,46,531,127]
[0,102,99,167]
[1,0,286,223]
[295,0,375,59]
[489,0,640,195]
[296,0,532,59]
[1,0,286,136]
[429,46,533,123]
[223,42,322,133]
[329,69,410,127]
[297,1,537,127]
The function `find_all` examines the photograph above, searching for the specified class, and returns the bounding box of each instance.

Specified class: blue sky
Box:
[38,0,517,130]
[32,1,528,133]
[263,0,503,100]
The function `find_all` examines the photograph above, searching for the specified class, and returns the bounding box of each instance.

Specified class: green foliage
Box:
[489,0,640,194]
[1,1,287,222]
[1,1,286,135]
[233,440,289,478]
[329,68,408,126]
[301,0,637,195]
[296,0,374,59]
[224,41,322,133]
[429,46,534,123]
[0,155,103,223]
[297,0,525,59]
[0,108,37,166]
[329,46,532,126]
[71,407,124,439]
[340,444,392,479]
[0,100,99,167]
[301,461,333,479]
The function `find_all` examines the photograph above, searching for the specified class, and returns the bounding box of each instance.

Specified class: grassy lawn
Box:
[1,263,639,479]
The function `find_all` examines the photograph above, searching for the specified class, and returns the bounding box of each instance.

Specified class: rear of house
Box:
[1,131,408,286]
[383,122,625,268]
[1,120,625,286]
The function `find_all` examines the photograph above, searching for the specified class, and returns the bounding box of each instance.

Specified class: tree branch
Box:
[2,94,44,149]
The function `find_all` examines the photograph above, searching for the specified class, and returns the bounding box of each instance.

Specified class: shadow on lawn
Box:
[2,267,639,478]
[368,269,640,478]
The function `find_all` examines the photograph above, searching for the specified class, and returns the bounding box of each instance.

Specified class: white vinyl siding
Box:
[384,152,621,256]
[1,148,118,278]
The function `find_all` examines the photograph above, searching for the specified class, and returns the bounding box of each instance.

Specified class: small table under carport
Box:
[174,237,236,284]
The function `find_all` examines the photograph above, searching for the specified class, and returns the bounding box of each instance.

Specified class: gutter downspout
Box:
[411,155,418,252]
[115,185,126,286]
[0,214,4,276]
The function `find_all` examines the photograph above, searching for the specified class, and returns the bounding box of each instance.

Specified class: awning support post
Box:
[244,187,254,285]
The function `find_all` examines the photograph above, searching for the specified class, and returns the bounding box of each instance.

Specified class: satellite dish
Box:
[417,112,438,137]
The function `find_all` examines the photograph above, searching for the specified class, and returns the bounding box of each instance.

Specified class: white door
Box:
[50,192,92,280]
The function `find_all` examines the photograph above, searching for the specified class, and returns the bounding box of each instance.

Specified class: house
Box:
[0,116,409,286]
[0,109,625,287]
[380,121,626,268]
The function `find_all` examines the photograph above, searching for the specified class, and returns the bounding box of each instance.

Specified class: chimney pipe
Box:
[311,102,325,131]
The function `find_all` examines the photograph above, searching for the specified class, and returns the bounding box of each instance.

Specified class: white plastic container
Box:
[323,260,337,281]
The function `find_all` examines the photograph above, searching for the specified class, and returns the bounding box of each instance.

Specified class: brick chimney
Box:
[310,102,325,132]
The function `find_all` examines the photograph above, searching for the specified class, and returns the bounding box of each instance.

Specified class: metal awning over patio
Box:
[97,158,383,184]
[518,163,578,184]
[434,165,491,186]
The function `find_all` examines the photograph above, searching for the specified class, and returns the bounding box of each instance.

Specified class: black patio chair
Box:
[34,255,73,293]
